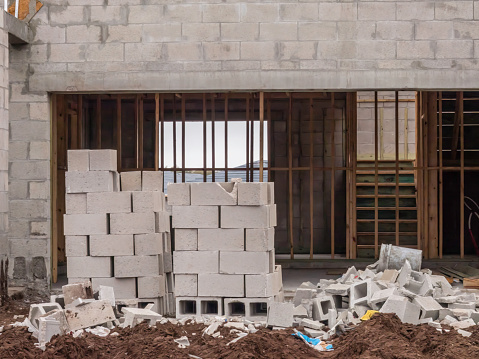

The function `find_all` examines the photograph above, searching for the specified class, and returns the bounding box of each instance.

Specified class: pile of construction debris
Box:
[266,244,479,341]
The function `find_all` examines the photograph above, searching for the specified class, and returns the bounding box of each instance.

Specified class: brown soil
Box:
[2,313,479,358]
[0,289,48,326]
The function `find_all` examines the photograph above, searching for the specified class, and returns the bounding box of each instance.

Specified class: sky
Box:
[162,121,267,168]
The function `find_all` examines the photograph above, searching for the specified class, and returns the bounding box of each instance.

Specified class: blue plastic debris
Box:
[292,330,333,351]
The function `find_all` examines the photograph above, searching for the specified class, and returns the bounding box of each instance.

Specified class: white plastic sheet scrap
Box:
[226,332,248,346]
[293,329,333,352]
[174,336,190,348]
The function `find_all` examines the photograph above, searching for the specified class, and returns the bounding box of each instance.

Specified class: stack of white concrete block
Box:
[169,180,283,320]
[64,149,173,315]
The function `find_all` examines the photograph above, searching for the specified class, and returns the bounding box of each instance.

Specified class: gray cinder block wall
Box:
[7,1,479,286]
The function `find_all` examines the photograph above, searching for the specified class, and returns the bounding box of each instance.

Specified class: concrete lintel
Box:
[5,12,31,45]
[28,69,479,93]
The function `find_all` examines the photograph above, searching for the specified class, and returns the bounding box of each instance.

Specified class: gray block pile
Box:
[168,181,283,320]
[273,244,479,339]
[64,149,173,315]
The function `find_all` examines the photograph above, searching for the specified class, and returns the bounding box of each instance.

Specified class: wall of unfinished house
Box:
[7,1,479,285]
[0,16,7,260]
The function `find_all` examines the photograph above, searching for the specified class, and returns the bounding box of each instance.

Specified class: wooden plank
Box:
[139,96,144,170]
[172,96,177,182]
[259,92,264,183]
[331,93,336,259]
[460,91,465,258]
[203,94,207,182]
[345,94,351,259]
[225,94,229,182]
[96,97,101,149]
[374,92,379,258]
[288,95,294,259]
[416,92,422,252]
[250,96,255,182]
[154,94,159,172]
[181,95,186,182]
[451,94,462,160]
[352,92,358,259]
[379,108,384,160]
[116,96,121,171]
[395,92,399,247]
[212,94,216,182]
[309,97,314,259]
[439,92,443,258]
[51,95,60,283]
[160,94,164,173]
[427,92,438,258]
[404,108,408,160]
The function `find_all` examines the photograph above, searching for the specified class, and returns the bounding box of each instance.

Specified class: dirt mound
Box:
[2,314,479,358]
[323,313,479,359]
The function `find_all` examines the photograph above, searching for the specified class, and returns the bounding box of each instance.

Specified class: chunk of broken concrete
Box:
[267,302,294,328]
[62,281,93,307]
[65,300,115,331]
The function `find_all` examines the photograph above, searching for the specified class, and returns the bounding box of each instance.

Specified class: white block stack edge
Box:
[169,180,284,320]
[64,150,173,315]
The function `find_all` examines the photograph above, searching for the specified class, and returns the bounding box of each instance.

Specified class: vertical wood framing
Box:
[395,92,400,247]
[374,92,379,258]
[439,92,443,258]
[116,95,121,171]
[351,93,358,259]
[173,96,177,182]
[459,91,465,258]
[288,95,294,259]
[246,96,250,182]
[415,92,422,252]
[309,97,314,259]
[331,93,336,259]
[181,95,186,182]
[96,97,101,149]
[225,94,229,182]
[422,92,429,258]
[427,92,438,258]
[51,95,60,283]
[250,97,255,182]
[155,93,159,172]
[404,108,408,160]
[77,95,83,148]
[259,92,264,182]
[203,94,207,182]
[211,94,216,182]
[139,96,144,170]
[379,108,384,160]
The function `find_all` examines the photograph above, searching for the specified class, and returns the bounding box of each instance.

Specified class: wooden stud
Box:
[439,92,443,258]
[451,94,462,160]
[309,97,314,259]
[422,92,429,258]
[173,96,177,182]
[460,91,465,258]
[288,95,294,259]
[51,95,60,283]
[352,93,358,259]
[203,94,207,182]
[374,92,379,258]
[212,94,216,182]
[395,92,399,247]
[331,93,336,259]
[116,95,121,171]
[155,93,159,172]
[96,97,101,149]
[260,92,264,182]
[379,108,384,160]
[139,96,144,170]
[225,94,229,182]
[427,92,438,258]
[404,108,408,160]
[246,96,250,182]
[250,97,255,182]
[181,95,186,182]
[415,92,422,252]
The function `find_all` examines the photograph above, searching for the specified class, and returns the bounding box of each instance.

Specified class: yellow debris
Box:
[361,310,379,321]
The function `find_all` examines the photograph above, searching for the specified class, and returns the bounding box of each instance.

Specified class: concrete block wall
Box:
[170,181,283,319]
[0,16,7,262]
[64,150,173,315]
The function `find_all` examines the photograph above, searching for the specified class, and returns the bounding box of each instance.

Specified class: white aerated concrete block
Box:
[220,251,270,274]
[173,251,219,274]
[245,228,274,251]
[132,191,163,213]
[221,205,276,228]
[238,182,269,205]
[174,229,197,250]
[89,150,117,171]
[66,171,115,193]
[120,171,142,191]
[91,278,136,299]
[67,150,90,172]
[198,274,244,297]
[90,235,134,256]
[225,297,272,321]
[110,213,155,234]
[64,214,108,235]
[65,194,87,214]
[413,296,443,320]
[67,257,112,278]
[114,256,160,278]
[197,229,244,251]
[190,182,237,206]
[155,212,170,233]
[172,206,218,228]
[267,302,294,328]
[86,192,132,213]
[176,297,223,318]
[138,276,166,298]
[135,233,163,255]
[65,236,88,257]
[174,274,198,297]
[167,183,190,206]
[142,171,164,192]
[246,273,277,297]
